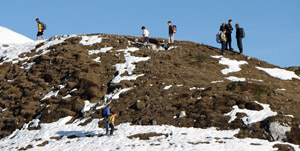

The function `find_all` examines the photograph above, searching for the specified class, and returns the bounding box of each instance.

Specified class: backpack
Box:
[102,107,107,117]
[216,32,222,43]
[41,22,47,30]
[173,25,177,33]
[241,28,245,38]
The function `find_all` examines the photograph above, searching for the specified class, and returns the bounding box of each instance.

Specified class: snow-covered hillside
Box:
[0,30,300,151]
[0,26,33,44]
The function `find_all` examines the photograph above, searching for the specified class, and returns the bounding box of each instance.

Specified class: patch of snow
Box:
[250,79,264,82]
[92,57,101,62]
[189,87,205,90]
[2,108,7,112]
[219,58,248,75]
[6,77,18,82]
[0,35,74,65]
[24,62,36,72]
[58,85,65,89]
[275,88,286,91]
[80,35,102,45]
[0,26,33,44]
[167,46,177,50]
[256,67,300,80]
[176,84,183,87]
[81,100,96,113]
[41,90,59,101]
[111,47,150,83]
[88,47,113,55]
[211,80,224,84]
[225,101,277,125]
[211,55,223,59]
[1,116,299,151]
[269,121,291,141]
[70,88,77,93]
[163,85,172,90]
[225,76,246,82]
[62,94,72,100]
[284,115,294,118]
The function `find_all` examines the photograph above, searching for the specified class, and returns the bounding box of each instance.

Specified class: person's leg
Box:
[228,34,232,49]
[41,35,45,40]
[238,38,243,53]
[171,35,174,43]
[221,41,225,54]
[225,34,229,50]
[37,32,39,40]
[109,123,114,135]
[105,117,109,135]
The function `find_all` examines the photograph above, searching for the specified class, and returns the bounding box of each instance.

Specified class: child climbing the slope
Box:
[107,112,116,136]
[141,26,150,44]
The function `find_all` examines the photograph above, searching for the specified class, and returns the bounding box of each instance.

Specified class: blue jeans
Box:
[105,117,109,134]
[237,38,243,53]
[221,40,226,54]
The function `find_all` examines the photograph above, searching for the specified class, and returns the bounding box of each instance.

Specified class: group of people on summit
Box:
[218,19,245,55]
[36,18,244,55]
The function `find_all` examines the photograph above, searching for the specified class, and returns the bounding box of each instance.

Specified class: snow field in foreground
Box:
[1,116,299,151]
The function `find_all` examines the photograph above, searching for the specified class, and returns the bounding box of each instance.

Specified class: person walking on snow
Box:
[103,105,111,135]
[168,21,175,44]
[36,18,45,40]
[107,112,116,135]
[225,19,233,50]
[141,26,150,44]
[235,24,244,54]
[220,29,227,55]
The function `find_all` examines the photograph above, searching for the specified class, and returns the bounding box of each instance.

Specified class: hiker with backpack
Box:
[235,24,245,54]
[141,26,150,44]
[225,19,233,50]
[35,18,46,40]
[219,23,226,31]
[168,21,176,44]
[220,29,227,55]
[106,112,117,135]
[102,105,111,135]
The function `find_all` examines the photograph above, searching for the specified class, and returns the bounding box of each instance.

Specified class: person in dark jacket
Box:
[225,19,233,50]
[219,23,226,31]
[104,105,111,135]
[168,21,174,44]
[235,24,243,54]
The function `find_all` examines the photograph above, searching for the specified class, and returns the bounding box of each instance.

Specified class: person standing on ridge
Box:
[235,24,244,54]
[219,23,226,31]
[106,112,116,136]
[141,26,150,44]
[102,105,111,135]
[36,18,45,40]
[225,19,233,50]
[221,29,227,55]
[168,21,175,44]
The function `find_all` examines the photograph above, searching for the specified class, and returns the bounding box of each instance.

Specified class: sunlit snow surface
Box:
[225,101,277,125]
[0,116,299,151]
[80,35,102,45]
[256,67,300,80]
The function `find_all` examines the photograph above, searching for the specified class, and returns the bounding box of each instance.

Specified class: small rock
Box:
[179,111,186,118]
[151,120,157,125]
[269,121,291,141]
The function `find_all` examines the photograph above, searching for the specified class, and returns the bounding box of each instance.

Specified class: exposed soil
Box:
[128,133,168,140]
[0,34,299,145]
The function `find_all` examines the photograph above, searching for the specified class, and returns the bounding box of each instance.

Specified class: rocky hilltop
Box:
[0,34,300,150]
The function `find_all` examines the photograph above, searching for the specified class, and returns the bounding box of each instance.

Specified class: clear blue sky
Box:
[1,0,299,67]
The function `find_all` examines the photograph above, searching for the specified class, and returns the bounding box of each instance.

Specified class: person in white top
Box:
[141,26,150,44]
